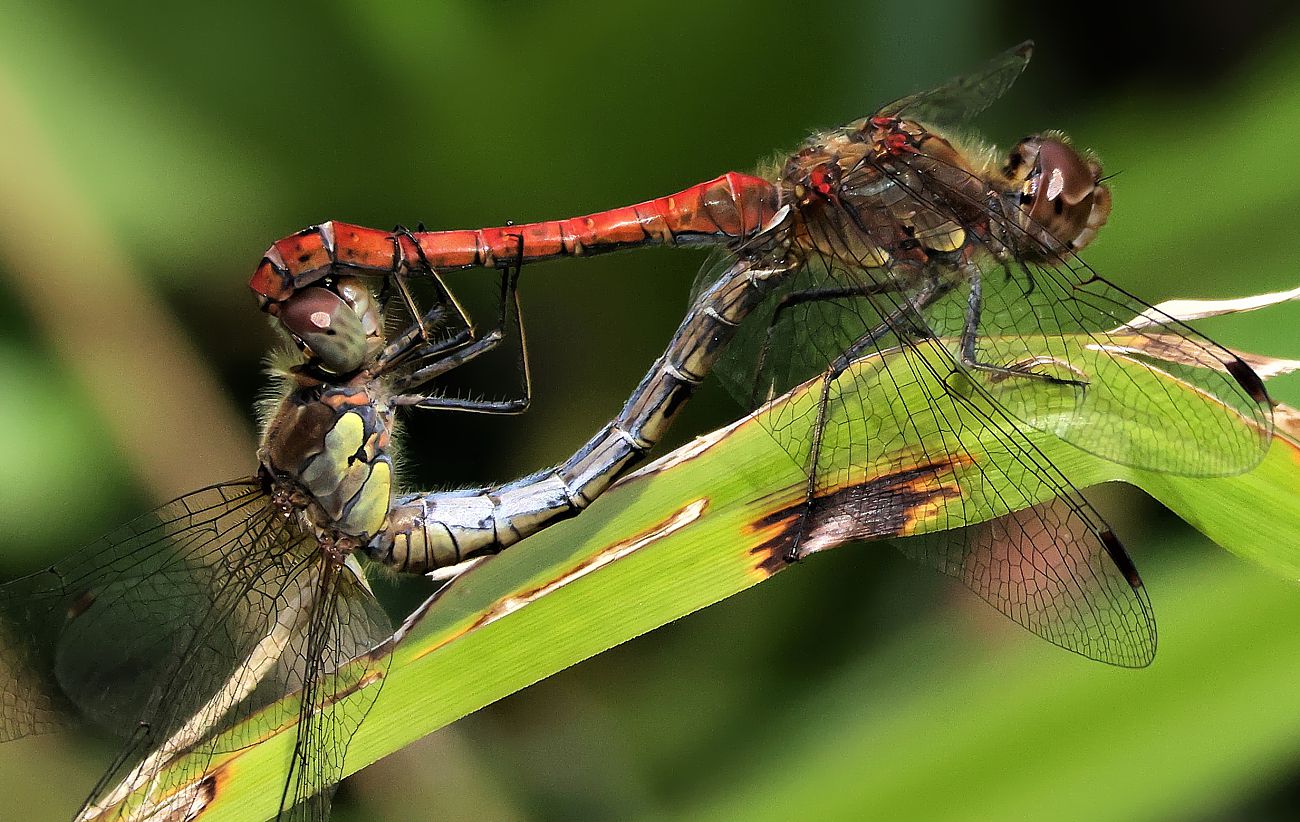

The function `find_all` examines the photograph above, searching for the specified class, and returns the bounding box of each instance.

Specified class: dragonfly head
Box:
[278,277,382,375]
[1000,133,1111,259]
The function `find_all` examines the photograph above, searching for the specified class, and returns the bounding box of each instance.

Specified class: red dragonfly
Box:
[251,41,1273,668]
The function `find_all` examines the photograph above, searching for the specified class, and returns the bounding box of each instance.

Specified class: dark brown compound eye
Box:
[1008,135,1112,257]
[279,286,368,374]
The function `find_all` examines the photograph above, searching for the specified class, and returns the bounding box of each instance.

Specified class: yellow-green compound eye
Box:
[279,286,368,374]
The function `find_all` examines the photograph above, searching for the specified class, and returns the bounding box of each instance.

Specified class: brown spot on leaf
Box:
[746,456,970,574]
[136,771,220,821]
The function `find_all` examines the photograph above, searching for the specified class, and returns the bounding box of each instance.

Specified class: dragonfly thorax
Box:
[779,118,989,272]
[259,379,396,545]
[778,116,1112,276]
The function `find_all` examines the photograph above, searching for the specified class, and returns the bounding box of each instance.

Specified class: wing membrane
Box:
[810,326,1156,664]
[1,481,275,743]
[876,40,1034,128]
[0,481,393,820]
[278,558,391,821]
[854,148,1272,475]
[752,257,1157,665]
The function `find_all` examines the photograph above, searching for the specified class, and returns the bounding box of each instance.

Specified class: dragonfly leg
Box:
[372,257,799,573]
[784,276,953,563]
[387,263,518,388]
[957,262,1087,387]
[749,280,911,406]
[390,330,504,390]
[391,224,478,345]
[378,301,465,369]
[390,254,533,414]
[393,393,530,414]
[383,327,477,374]
[376,230,500,373]
[385,233,528,371]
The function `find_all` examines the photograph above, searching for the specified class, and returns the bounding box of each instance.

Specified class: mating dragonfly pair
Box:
[0,42,1273,821]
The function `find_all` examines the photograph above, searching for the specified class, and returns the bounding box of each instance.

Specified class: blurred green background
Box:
[2,1,1300,820]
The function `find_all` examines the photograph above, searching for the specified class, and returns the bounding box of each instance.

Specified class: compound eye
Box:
[1013,136,1111,254]
[279,287,367,374]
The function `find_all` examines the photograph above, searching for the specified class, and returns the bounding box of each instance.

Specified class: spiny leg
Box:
[382,235,526,379]
[748,279,914,407]
[387,273,508,393]
[392,224,478,346]
[957,261,1086,387]
[379,300,469,371]
[369,256,803,574]
[784,262,1088,561]
[391,239,533,415]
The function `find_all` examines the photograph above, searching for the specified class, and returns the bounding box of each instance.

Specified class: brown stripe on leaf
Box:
[462,498,709,635]
[108,662,386,819]
[317,668,386,712]
[746,456,969,575]
[1100,332,1273,405]
[1276,404,1300,442]
[120,771,219,821]
[409,498,708,663]
[170,774,218,822]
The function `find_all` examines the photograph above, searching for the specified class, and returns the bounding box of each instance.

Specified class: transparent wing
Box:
[851,148,1273,476]
[0,481,392,820]
[94,550,391,822]
[1,480,278,743]
[718,250,1156,664]
[699,134,1272,478]
[696,55,1271,648]
[898,497,1154,666]
[789,323,1156,665]
[875,40,1034,128]
[277,559,391,821]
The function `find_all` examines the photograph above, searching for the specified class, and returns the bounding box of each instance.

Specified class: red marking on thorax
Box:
[868,116,921,156]
[323,388,372,409]
[809,165,837,198]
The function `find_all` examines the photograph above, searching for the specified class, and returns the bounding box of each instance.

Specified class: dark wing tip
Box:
[1099,529,1144,591]
[1098,529,1157,668]
[1226,357,1272,406]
